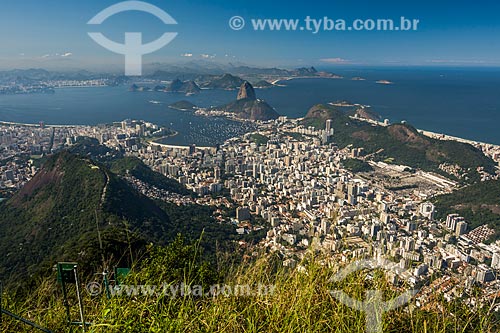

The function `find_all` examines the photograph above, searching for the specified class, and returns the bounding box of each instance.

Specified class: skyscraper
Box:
[325,119,333,136]
[189,144,196,155]
[214,167,221,180]
[456,221,468,236]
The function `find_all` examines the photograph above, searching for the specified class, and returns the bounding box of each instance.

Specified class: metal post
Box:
[73,266,86,333]
[1,308,53,333]
[103,270,110,299]
[61,276,71,324]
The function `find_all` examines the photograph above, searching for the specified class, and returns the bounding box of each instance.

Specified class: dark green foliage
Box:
[433,179,500,238]
[342,158,374,173]
[283,132,305,141]
[168,100,197,111]
[135,234,220,288]
[249,133,269,145]
[157,202,237,257]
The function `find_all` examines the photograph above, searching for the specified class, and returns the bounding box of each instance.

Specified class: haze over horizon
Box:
[2,0,500,72]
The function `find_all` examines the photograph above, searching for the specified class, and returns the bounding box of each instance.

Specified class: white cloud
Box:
[200,54,216,59]
[61,52,73,57]
[319,57,350,64]
[181,53,193,57]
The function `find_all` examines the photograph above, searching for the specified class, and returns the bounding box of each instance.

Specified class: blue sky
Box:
[1,0,500,70]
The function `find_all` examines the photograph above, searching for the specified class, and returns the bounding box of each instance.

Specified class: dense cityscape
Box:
[2,110,500,314]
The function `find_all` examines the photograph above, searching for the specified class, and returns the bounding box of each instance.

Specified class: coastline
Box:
[350,116,500,148]
[0,120,86,128]
[53,85,108,89]
[149,140,214,151]
[417,129,500,148]
[1,116,499,149]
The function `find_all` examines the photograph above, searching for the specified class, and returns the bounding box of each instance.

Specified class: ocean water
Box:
[261,67,500,144]
[1,67,500,145]
[0,87,243,146]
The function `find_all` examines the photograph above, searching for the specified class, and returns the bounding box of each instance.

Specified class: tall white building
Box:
[325,119,333,136]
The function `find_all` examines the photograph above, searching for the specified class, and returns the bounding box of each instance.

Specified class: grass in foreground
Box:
[1,238,499,333]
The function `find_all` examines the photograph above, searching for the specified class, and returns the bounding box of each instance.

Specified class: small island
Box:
[168,100,198,111]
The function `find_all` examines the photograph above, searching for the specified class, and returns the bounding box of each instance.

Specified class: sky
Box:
[1,0,500,71]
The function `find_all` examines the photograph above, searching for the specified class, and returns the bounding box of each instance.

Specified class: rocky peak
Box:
[237,81,256,100]
[169,78,183,92]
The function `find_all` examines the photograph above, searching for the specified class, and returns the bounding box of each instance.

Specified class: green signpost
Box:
[57,262,88,332]
[57,262,78,283]
[114,267,131,285]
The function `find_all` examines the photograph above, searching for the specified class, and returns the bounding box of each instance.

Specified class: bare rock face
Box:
[237,81,257,100]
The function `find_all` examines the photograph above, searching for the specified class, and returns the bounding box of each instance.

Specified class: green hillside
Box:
[0,151,171,283]
[303,104,496,182]
[0,151,235,286]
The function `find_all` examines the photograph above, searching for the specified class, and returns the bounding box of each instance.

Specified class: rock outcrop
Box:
[237,81,257,100]
[215,81,279,121]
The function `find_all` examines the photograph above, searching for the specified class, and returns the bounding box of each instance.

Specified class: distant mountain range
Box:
[0,68,127,85]
[129,73,275,94]
[144,64,338,83]
[0,64,339,94]
[157,79,200,94]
